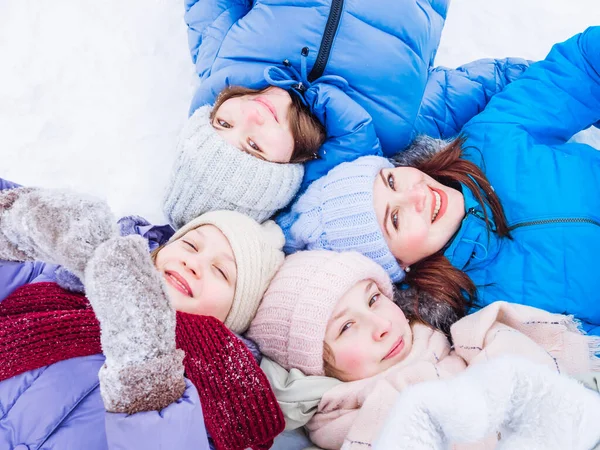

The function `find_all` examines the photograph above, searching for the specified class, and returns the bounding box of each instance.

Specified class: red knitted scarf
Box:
[0,282,284,450]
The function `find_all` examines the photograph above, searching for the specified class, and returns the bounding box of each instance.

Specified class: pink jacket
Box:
[306,302,600,449]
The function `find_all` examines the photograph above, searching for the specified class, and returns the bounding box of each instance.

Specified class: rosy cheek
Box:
[399,228,428,253]
[335,347,368,375]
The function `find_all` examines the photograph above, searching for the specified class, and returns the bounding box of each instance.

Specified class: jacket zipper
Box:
[308,0,344,82]
[509,217,600,231]
[467,207,485,221]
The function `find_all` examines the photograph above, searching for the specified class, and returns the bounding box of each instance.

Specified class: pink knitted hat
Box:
[247,250,394,376]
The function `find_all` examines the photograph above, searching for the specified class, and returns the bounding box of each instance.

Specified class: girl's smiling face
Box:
[324,280,412,381]
[372,166,465,268]
[212,86,295,163]
[154,225,237,321]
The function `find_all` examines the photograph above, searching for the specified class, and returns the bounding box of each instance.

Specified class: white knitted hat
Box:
[247,250,394,375]
[163,106,304,228]
[169,210,285,333]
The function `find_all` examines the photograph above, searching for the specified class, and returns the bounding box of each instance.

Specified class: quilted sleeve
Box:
[105,378,211,450]
[184,0,251,78]
[463,26,600,144]
[415,57,531,139]
[301,84,383,192]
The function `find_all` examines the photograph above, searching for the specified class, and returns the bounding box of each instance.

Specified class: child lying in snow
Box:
[0,183,286,449]
[248,250,600,450]
[162,0,531,227]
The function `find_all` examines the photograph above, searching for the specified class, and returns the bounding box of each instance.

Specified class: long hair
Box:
[400,136,510,325]
[210,85,326,163]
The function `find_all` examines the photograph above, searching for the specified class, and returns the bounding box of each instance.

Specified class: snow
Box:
[1,0,599,223]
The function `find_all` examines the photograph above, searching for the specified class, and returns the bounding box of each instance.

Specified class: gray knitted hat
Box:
[163,106,304,228]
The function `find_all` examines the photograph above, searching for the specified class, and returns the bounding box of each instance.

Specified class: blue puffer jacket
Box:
[185,0,530,190]
[0,180,210,450]
[445,27,600,335]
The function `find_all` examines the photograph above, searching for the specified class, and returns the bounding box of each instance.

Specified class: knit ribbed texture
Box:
[277,155,405,282]
[163,105,304,227]
[177,313,285,450]
[0,282,102,382]
[247,250,394,376]
[169,210,285,333]
[0,282,285,450]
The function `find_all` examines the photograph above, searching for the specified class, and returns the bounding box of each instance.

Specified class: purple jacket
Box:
[0,179,210,450]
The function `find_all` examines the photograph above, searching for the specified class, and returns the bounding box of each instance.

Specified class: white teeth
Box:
[167,273,190,296]
[432,191,441,222]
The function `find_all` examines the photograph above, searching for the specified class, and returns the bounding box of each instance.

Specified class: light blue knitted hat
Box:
[276,155,405,282]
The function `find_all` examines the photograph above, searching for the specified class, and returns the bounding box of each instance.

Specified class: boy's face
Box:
[324,280,412,381]
[212,86,295,163]
[154,225,237,321]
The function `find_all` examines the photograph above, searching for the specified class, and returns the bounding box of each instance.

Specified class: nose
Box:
[396,184,426,213]
[182,254,204,279]
[245,102,266,126]
[371,315,391,342]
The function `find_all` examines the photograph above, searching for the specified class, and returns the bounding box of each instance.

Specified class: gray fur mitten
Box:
[372,356,600,450]
[0,187,117,278]
[84,235,185,414]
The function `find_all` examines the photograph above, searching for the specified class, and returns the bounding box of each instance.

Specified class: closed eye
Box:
[183,240,197,251]
[214,265,228,281]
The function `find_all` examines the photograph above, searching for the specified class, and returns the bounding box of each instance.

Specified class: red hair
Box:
[404,136,510,319]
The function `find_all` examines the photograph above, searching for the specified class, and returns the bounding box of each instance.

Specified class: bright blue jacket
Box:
[184,0,530,190]
[0,180,210,450]
[446,27,600,335]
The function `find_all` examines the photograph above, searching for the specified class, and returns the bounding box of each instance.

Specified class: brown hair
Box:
[210,85,326,163]
[149,222,208,264]
[323,341,346,380]
[403,136,511,318]
[150,244,164,263]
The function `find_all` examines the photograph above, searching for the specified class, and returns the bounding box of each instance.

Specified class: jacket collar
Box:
[443,184,500,271]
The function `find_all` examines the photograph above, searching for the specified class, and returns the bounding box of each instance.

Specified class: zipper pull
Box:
[468,207,485,221]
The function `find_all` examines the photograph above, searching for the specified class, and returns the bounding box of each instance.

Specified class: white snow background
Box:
[1,0,599,223]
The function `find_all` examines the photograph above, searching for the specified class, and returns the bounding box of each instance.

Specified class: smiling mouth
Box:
[431,190,441,222]
[165,271,193,297]
[383,337,404,361]
[254,97,278,123]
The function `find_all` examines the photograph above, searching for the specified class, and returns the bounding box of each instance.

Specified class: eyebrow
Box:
[189,229,236,265]
[220,251,236,267]
[328,306,349,329]
[364,281,375,296]
[379,171,391,238]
